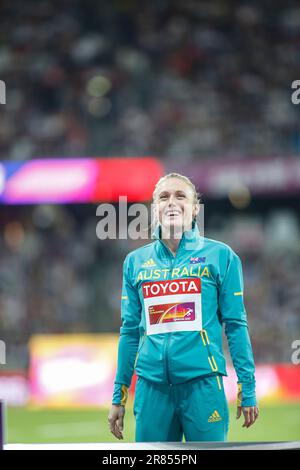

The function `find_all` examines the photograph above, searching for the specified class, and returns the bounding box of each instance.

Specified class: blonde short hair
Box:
[153,173,201,205]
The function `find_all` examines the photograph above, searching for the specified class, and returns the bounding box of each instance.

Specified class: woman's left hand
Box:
[236,405,259,428]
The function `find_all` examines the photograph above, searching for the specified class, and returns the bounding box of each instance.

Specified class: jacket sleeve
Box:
[112,253,141,406]
[219,248,257,407]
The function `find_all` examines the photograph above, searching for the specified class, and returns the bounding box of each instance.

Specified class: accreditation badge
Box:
[142,277,202,335]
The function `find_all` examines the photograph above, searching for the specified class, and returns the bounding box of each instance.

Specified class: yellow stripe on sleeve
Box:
[237,383,242,407]
[120,385,128,406]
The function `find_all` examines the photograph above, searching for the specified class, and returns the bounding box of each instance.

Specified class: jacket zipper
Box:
[164,257,174,385]
[139,331,146,353]
[159,236,185,386]
[134,332,146,369]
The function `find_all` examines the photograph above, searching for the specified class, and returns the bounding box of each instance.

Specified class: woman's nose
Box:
[167,195,176,206]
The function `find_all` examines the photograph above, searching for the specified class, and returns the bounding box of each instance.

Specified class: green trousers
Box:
[134,374,229,442]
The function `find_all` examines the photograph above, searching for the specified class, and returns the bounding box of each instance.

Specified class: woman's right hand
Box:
[108,404,125,440]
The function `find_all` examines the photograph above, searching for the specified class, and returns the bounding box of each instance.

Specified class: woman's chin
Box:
[162,219,185,232]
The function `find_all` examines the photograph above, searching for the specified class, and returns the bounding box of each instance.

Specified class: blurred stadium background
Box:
[0,0,300,445]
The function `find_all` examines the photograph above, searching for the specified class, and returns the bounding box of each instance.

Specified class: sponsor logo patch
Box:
[142,278,202,335]
[149,302,195,325]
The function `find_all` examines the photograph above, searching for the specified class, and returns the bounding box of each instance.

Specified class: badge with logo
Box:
[142,278,202,335]
[190,256,206,264]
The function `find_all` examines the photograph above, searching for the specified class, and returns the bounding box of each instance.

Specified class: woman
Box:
[108,173,259,442]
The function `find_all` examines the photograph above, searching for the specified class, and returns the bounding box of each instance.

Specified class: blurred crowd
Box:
[0,205,299,369]
[0,0,299,371]
[1,0,300,162]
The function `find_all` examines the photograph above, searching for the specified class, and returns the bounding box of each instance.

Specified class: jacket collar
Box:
[152,219,200,252]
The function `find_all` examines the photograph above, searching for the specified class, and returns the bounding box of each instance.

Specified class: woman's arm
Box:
[109,253,142,439]
[219,248,259,427]
[111,253,142,406]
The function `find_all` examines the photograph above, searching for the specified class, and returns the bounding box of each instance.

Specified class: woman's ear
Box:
[193,203,200,219]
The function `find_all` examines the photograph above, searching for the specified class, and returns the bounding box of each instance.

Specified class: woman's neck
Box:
[162,237,181,256]
[160,222,194,255]
[161,226,185,256]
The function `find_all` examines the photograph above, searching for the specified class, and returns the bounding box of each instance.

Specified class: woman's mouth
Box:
[165,211,181,218]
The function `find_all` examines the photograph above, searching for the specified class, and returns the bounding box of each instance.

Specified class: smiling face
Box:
[154,177,199,235]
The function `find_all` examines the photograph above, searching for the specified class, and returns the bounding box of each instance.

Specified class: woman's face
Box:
[154,178,199,233]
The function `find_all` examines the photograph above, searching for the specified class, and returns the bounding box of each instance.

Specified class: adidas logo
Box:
[208,410,222,423]
[142,258,156,268]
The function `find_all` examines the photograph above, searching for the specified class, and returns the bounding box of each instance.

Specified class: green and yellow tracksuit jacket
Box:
[112,221,256,408]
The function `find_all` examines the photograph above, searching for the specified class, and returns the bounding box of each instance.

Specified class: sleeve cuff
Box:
[112,384,128,407]
[237,382,257,407]
[241,396,257,407]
